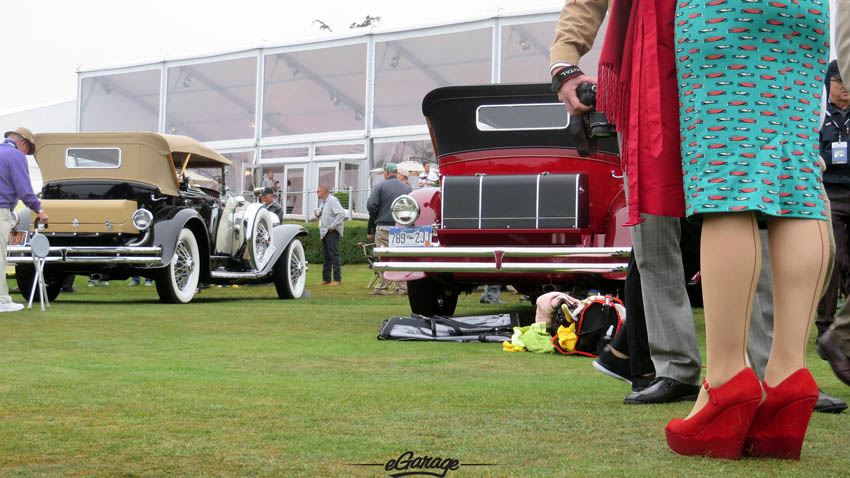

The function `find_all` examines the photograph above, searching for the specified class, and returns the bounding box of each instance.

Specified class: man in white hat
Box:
[1,127,49,312]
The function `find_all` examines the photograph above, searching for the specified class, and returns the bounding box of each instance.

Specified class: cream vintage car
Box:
[7,132,307,304]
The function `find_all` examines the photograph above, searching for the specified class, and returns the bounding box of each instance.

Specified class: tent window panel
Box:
[80,70,160,133]
[262,44,367,137]
[374,28,492,129]
[166,57,258,142]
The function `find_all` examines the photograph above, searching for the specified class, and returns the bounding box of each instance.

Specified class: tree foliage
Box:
[312,15,381,33]
[312,19,332,32]
[349,15,381,29]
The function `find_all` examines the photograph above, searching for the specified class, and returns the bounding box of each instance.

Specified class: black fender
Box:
[257,223,308,276]
[152,208,211,276]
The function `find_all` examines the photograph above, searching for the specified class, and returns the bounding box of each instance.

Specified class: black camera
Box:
[569,82,615,157]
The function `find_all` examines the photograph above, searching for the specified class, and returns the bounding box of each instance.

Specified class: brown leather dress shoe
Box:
[817,331,850,387]
[329,281,341,286]
[315,281,330,285]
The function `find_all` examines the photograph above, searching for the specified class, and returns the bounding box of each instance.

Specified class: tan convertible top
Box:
[33,132,231,197]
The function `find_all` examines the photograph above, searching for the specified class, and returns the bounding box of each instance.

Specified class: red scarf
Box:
[598,0,686,225]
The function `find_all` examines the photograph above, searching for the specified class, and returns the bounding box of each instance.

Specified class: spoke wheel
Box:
[250,210,276,270]
[274,239,306,299]
[156,228,200,304]
[254,220,271,261]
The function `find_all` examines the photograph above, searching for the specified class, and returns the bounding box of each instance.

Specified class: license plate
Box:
[389,226,433,247]
[8,232,27,246]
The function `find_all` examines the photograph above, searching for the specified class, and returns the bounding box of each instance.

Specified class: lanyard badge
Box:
[833,141,849,165]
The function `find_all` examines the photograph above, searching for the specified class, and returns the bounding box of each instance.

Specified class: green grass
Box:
[0,265,848,477]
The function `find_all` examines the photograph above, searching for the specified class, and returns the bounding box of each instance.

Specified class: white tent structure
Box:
[76,7,608,219]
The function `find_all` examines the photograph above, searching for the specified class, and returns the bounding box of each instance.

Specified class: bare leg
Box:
[764,217,830,386]
[687,212,761,419]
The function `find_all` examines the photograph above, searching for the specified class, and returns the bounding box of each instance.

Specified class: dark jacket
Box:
[266,200,284,222]
[367,177,411,226]
[821,74,850,185]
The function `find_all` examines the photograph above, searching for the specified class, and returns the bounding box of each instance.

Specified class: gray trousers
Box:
[630,215,773,385]
[823,194,850,353]
[630,214,702,385]
[747,229,774,381]
[374,226,407,292]
[829,293,850,351]
[481,285,501,302]
[0,209,13,304]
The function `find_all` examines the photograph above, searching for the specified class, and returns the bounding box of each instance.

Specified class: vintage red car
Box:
[372,83,631,316]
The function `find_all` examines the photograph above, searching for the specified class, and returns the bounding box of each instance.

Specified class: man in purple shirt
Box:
[1,127,48,312]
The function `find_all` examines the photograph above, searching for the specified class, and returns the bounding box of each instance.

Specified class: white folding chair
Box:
[358,241,381,288]
[27,230,51,311]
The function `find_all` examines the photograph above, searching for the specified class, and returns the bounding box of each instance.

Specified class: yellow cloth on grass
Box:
[557,324,578,352]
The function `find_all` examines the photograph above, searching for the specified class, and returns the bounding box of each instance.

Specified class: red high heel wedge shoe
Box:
[743,368,819,460]
[665,368,762,459]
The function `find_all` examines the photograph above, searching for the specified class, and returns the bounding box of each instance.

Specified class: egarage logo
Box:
[349,451,499,477]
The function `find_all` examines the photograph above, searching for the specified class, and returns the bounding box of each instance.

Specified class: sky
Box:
[0,0,564,114]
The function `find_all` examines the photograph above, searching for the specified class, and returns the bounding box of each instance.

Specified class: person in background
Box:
[367,163,411,295]
[284,179,296,214]
[366,215,376,242]
[128,276,152,286]
[397,166,411,186]
[259,187,283,222]
[817,11,850,389]
[61,274,76,293]
[0,127,48,312]
[262,171,278,191]
[551,0,702,406]
[88,276,109,287]
[816,60,850,339]
[480,285,505,304]
[314,184,345,285]
[418,162,439,187]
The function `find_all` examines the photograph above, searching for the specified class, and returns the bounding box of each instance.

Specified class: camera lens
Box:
[588,112,614,137]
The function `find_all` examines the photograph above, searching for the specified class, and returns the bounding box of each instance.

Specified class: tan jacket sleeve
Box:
[549,0,610,67]
[838,0,850,84]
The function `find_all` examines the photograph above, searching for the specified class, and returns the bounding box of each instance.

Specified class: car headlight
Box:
[391,195,419,226]
[132,208,154,231]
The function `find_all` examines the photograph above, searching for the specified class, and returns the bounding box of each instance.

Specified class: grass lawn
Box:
[0,264,848,477]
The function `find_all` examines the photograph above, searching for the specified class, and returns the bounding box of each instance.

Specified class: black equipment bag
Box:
[378,313,520,343]
[552,296,624,357]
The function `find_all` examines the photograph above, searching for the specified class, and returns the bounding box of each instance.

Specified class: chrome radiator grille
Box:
[441,174,588,230]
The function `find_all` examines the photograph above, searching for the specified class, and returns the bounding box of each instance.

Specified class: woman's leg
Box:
[687,211,761,418]
[764,217,830,386]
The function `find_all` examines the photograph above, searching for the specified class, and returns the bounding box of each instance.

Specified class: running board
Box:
[210,270,270,280]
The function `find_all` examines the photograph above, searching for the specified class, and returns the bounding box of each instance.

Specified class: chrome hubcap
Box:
[289,249,305,285]
[174,241,194,290]
[254,221,271,262]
